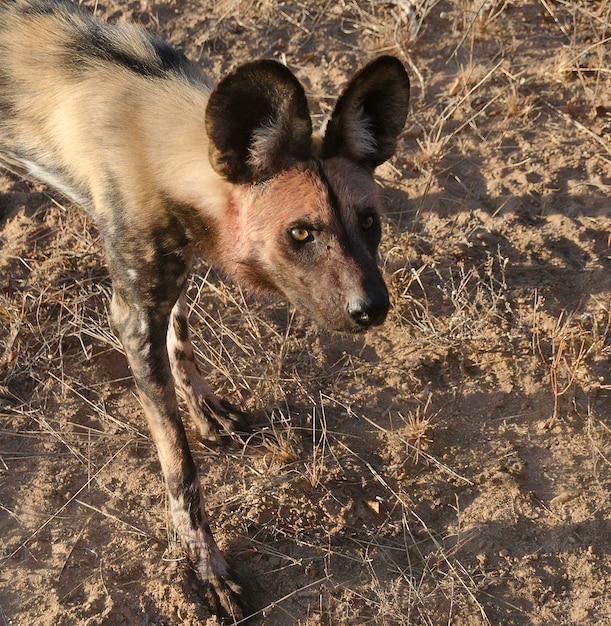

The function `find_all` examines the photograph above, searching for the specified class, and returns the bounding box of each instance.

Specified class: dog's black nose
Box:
[347,292,389,328]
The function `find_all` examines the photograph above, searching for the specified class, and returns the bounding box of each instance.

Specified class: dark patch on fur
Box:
[167,473,204,528]
[173,314,190,343]
[173,349,188,362]
[67,25,162,78]
[15,0,71,16]
[314,161,342,222]
[98,187,191,316]
[151,38,187,73]
[60,16,190,79]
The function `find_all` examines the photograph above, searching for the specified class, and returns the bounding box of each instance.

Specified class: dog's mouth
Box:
[300,298,390,334]
[272,273,390,334]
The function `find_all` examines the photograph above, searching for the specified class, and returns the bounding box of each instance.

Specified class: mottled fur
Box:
[0,0,410,620]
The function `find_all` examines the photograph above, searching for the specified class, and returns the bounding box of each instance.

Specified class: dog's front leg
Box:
[109,287,249,621]
[168,293,249,443]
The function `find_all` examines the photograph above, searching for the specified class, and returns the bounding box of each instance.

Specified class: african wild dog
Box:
[0,0,410,620]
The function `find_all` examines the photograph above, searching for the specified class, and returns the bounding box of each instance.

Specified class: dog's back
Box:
[0,0,213,214]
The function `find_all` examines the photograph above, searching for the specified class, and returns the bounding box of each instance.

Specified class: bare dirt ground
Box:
[1,1,610,624]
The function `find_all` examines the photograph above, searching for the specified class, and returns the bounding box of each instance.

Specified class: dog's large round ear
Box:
[205,60,313,184]
[322,56,410,168]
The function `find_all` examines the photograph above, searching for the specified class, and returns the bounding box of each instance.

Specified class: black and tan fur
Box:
[0,0,410,620]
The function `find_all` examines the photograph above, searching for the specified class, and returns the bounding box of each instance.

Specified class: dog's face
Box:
[206,56,410,333]
[227,158,388,332]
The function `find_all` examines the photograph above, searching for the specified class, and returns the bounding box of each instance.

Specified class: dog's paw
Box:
[200,568,252,624]
[191,394,251,445]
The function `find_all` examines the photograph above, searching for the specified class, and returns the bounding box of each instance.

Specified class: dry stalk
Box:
[534,309,589,428]
[404,393,433,463]
[303,396,329,488]
[258,409,302,467]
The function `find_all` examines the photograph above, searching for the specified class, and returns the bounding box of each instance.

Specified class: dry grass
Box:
[1,1,610,625]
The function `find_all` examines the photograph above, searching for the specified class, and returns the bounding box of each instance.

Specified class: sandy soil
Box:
[1,1,610,624]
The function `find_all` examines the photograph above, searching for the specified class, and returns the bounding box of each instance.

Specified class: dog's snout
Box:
[347,290,390,328]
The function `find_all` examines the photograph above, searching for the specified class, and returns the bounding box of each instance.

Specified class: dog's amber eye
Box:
[290,227,312,242]
[360,215,375,230]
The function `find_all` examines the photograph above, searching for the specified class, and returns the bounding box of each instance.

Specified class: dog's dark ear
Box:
[206,60,312,184]
[322,56,410,168]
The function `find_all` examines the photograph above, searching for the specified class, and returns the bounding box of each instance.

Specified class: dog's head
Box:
[205,57,410,333]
